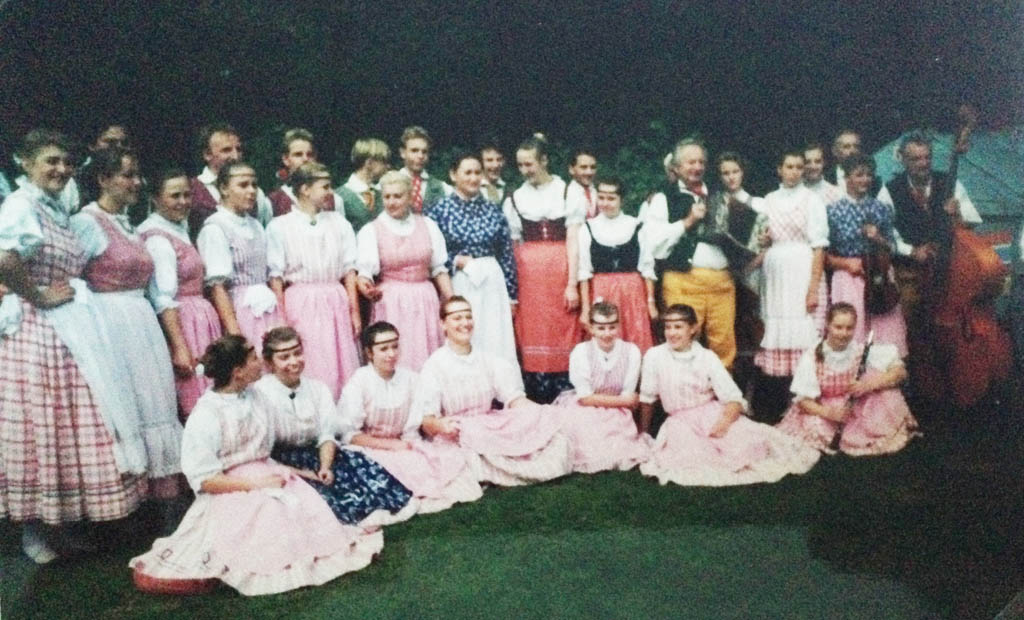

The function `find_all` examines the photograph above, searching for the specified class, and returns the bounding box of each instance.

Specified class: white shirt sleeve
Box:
[492,355,527,404]
[337,370,369,443]
[876,185,894,210]
[255,188,273,228]
[639,347,661,404]
[425,217,450,277]
[643,193,688,259]
[620,343,642,395]
[806,193,830,249]
[789,348,821,400]
[704,348,748,411]
[564,184,586,228]
[954,181,981,224]
[576,223,594,281]
[567,343,594,398]
[144,235,180,313]
[315,382,341,446]
[0,193,44,256]
[69,212,109,259]
[412,359,444,419]
[196,223,234,284]
[338,216,358,275]
[637,224,657,281]
[502,196,523,242]
[866,343,902,372]
[179,408,225,492]
[265,219,286,280]
[355,222,381,280]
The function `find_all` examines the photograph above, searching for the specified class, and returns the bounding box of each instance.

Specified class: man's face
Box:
[204,131,242,173]
[832,132,861,163]
[803,148,826,183]
[902,143,932,183]
[673,145,706,186]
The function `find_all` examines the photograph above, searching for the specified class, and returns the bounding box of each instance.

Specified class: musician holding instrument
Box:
[825,154,907,356]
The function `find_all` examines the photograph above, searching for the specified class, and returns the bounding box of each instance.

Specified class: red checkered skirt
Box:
[0,302,146,524]
[753,347,805,377]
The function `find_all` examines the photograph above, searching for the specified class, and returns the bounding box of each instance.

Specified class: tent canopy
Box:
[873,126,1024,221]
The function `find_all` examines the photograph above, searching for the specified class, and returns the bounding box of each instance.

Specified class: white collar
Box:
[197,166,217,185]
[139,212,191,243]
[346,173,371,193]
[84,201,136,237]
[667,341,704,361]
[21,182,70,224]
[401,167,430,181]
[729,189,751,203]
[675,180,708,197]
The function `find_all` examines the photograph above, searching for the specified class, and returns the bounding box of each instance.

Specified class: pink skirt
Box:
[439,405,573,486]
[284,282,361,399]
[514,241,582,372]
[0,303,146,524]
[639,400,820,486]
[590,272,654,353]
[777,391,919,457]
[129,459,383,596]
[355,440,482,513]
[370,278,443,371]
[175,295,222,419]
[230,285,285,350]
[830,270,908,357]
[551,391,652,473]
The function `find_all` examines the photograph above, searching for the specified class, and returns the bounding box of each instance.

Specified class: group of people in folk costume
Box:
[0,118,1005,595]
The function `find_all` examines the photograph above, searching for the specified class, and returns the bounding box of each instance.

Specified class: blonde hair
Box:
[351,138,390,167]
[287,161,331,192]
[378,170,411,194]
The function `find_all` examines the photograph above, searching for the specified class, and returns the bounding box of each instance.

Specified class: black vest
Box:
[588,220,641,274]
[885,172,953,248]
[658,184,701,273]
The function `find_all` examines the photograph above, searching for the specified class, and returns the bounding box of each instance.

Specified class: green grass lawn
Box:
[3,400,1022,619]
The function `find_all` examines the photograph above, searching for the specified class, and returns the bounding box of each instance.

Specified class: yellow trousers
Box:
[662,268,737,368]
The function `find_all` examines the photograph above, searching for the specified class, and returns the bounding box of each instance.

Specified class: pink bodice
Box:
[768,197,811,245]
[435,363,499,418]
[83,211,154,292]
[140,228,205,298]
[207,219,269,287]
[816,344,864,399]
[25,203,89,286]
[375,215,432,283]
[362,391,413,439]
[216,392,273,470]
[656,359,716,413]
[587,343,630,395]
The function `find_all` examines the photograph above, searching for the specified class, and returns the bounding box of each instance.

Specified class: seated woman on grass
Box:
[130,335,382,597]
[339,321,483,513]
[551,301,652,473]
[638,304,820,486]
[777,302,919,455]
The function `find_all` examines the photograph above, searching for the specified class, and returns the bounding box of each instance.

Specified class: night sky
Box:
[1,1,1021,192]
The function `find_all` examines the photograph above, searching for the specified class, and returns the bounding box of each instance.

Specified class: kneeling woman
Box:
[638,304,820,486]
[130,335,382,597]
[340,322,483,513]
[415,296,573,486]
[254,327,415,525]
[552,302,652,473]
[777,303,918,455]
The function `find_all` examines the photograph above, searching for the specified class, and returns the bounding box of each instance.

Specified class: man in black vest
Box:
[645,138,737,368]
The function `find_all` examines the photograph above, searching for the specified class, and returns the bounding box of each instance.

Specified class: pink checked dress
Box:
[130,388,383,596]
[639,343,820,486]
[197,208,285,348]
[341,365,483,513]
[363,214,445,371]
[552,340,652,473]
[74,205,183,484]
[140,213,222,418]
[0,188,146,524]
[267,209,360,399]
[415,345,573,486]
[777,342,919,455]
[755,185,829,377]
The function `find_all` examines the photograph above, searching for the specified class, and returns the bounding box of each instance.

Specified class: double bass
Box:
[930,105,1011,407]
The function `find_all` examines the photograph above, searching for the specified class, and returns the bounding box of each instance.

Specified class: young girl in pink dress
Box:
[755,150,829,379]
[266,162,360,399]
[639,304,820,486]
[139,168,222,419]
[777,303,919,455]
[130,335,382,596]
[1,130,146,563]
[415,296,573,486]
[340,322,483,513]
[71,148,184,503]
[552,302,652,473]
[196,161,285,348]
[356,171,452,371]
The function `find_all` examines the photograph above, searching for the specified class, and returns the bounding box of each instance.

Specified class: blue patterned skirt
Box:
[271,445,412,524]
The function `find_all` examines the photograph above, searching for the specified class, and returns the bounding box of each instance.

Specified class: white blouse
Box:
[138,212,192,313]
[565,179,597,219]
[502,175,583,241]
[639,342,747,410]
[764,185,830,248]
[412,344,526,418]
[355,212,449,280]
[568,339,642,399]
[338,365,422,442]
[789,341,902,400]
[196,207,267,284]
[252,374,340,447]
[0,184,70,256]
[265,209,357,282]
[179,389,272,492]
[577,213,656,281]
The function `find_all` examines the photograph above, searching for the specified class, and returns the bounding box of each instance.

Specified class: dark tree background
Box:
[1,0,1021,195]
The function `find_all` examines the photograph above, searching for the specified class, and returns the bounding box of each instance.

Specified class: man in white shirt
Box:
[397,126,452,213]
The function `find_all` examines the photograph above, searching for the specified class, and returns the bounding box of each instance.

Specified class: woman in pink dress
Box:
[266,162,360,399]
[130,335,382,596]
[356,171,452,371]
[415,296,573,486]
[196,161,284,348]
[71,148,184,503]
[0,130,147,563]
[638,304,820,486]
[341,321,483,513]
[139,168,222,419]
[552,302,652,473]
[777,303,919,455]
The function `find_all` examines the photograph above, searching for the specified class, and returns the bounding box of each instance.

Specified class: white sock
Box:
[22,523,58,564]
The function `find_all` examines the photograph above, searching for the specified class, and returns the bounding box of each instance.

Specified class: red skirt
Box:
[590,272,654,353]
[514,241,582,372]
